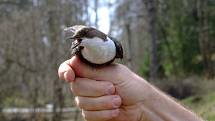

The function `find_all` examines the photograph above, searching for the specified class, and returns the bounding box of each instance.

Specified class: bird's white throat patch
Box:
[80,37,116,64]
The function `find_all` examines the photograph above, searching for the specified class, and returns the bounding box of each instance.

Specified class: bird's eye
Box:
[77,38,82,42]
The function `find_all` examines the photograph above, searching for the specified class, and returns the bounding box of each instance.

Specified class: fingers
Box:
[68,56,130,84]
[82,109,120,121]
[71,78,115,97]
[58,60,75,82]
[75,95,121,111]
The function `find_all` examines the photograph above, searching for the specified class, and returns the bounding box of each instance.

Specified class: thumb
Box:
[68,56,129,84]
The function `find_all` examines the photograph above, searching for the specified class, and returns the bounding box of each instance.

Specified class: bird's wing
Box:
[109,36,123,59]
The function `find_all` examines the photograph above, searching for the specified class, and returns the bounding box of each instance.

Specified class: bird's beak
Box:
[71,40,81,49]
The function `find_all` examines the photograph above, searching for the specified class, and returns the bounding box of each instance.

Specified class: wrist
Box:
[137,78,204,121]
[130,73,155,102]
[129,75,164,121]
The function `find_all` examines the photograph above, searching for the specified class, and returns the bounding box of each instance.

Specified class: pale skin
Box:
[58,56,204,121]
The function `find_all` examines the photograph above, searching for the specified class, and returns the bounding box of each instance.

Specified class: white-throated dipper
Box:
[64,25,123,67]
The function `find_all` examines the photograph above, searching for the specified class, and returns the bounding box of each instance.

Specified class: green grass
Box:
[3,97,30,107]
[182,92,215,121]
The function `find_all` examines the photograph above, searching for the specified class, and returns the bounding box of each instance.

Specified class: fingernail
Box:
[106,85,115,95]
[112,96,121,108]
[111,109,119,117]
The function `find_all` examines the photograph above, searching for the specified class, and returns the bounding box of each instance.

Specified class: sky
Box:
[97,7,110,34]
[89,0,113,34]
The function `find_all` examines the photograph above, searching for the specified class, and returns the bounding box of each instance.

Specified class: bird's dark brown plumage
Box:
[72,27,107,41]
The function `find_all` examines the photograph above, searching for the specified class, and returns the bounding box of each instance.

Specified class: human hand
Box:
[58,56,153,121]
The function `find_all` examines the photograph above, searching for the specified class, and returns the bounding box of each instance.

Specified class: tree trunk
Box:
[94,0,99,28]
[196,0,214,78]
[125,23,134,70]
[46,0,63,120]
[144,0,159,80]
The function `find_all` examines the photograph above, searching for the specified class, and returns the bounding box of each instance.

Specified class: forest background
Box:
[0,0,214,121]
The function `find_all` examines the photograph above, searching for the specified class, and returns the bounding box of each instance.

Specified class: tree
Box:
[144,0,159,80]
[94,0,99,28]
[0,0,87,120]
[196,0,214,78]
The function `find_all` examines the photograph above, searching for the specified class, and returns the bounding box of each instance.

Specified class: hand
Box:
[58,56,153,121]
[58,57,203,121]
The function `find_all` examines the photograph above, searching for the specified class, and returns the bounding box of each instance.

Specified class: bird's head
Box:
[64,25,107,49]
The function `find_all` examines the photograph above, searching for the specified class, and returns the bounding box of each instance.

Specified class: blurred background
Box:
[0,0,214,121]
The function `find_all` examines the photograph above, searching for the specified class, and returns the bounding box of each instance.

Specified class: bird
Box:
[64,25,123,67]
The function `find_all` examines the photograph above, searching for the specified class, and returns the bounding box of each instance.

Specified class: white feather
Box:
[80,37,116,64]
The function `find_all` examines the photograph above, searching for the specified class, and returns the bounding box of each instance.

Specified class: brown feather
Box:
[72,27,107,41]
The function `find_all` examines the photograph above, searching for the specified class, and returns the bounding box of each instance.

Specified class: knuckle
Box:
[100,95,121,109]
[99,82,113,94]
[111,95,122,108]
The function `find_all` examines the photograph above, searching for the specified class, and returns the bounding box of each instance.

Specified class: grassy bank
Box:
[183,91,215,121]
